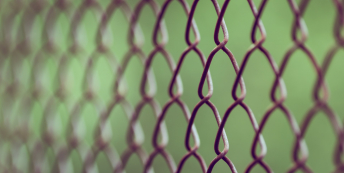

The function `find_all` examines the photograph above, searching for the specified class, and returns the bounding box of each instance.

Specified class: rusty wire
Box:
[0,0,344,172]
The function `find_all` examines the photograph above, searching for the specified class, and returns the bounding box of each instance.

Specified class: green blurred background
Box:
[2,0,344,172]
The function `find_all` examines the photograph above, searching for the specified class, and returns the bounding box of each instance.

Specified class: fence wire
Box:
[0,0,344,172]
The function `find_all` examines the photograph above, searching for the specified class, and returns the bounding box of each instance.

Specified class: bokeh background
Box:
[1,0,344,172]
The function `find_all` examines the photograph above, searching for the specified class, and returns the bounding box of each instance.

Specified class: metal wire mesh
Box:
[1,0,344,172]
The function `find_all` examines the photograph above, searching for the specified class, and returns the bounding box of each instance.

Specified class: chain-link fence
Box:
[1,0,344,172]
